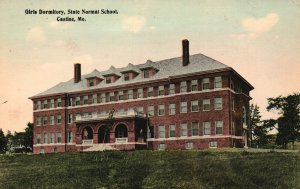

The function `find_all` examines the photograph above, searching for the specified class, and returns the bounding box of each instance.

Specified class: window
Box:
[50,133,54,143]
[169,104,176,115]
[43,133,47,144]
[67,131,73,143]
[169,124,176,137]
[232,97,235,111]
[118,109,124,113]
[36,117,41,126]
[106,77,111,84]
[192,122,199,136]
[39,148,45,154]
[57,133,62,143]
[203,122,211,135]
[158,143,165,150]
[202,78,210,90]
[180,81,187,92]
[92,94,97,104]
[209,141,217,148]
[50,116,54,125]
[191,80,198,91]
[68,114,73,124]
[169,84,175,95]
[43,100,47,109]
[89,79,94,87]
[118,91,124,100]
[109,92,115,102]
[57,98,62,107]
[186,142,193,149]
[158,125,165,138]
[144,70,150,78]
[148,105,154,117]
[83,96,88,105]
[57,115,62,124]
[180,123,187,137]
[158,104,164,116]
[216,121,223,135]
[243,106,247,124]
[203,99,210,111]
[158,86,164,96]
[180,102,187,113]
[100,93,106,103]
[137,88,143,98]
[124,73,129,81]
[75,97,80,106]
[148,87,153,97]
[127,90,133,99]
[68,98,73,106]
[232,121,235,135]
[36,134,41,144]
[215,97,222,110]
[36,101,41,110]
[214,76,222,88]
[191,100,199,112]
[43,117,47,126]
[53,147,58,153]
[137,107,144,113]
[50,99,54,108]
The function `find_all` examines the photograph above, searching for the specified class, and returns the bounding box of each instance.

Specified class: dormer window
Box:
[89,79,94,86]
[106,77,111,84]
[124,73,129,81]
[144,70,150,78]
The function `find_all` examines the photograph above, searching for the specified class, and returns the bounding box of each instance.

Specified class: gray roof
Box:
[31,53,229,98]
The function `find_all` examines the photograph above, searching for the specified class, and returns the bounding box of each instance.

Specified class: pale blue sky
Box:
[0,0,299,132]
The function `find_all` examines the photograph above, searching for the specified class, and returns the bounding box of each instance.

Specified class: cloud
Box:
[26,26,47,43]
[231,13,279,40]
[242,13,279,33]
[122,15,146,33]
[49,21,72,29]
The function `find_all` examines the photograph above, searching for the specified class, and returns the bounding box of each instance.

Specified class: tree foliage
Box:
[267,93,300,148]
[0,129,7,153]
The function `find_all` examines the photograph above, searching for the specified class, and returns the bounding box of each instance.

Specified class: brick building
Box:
[29,40,253,154]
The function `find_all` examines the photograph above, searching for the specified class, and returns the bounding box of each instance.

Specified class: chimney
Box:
[182,39,189,66]
[74,63,81,83]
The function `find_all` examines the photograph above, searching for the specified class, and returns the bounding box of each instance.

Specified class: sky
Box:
[0,0,299,133]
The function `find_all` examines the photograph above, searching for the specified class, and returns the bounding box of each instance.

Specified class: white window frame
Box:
[50,99,55,108]
[202,78,210,90]
[57,132,62,143]
[118,91,124,100]
[203,99,211,111]
[50,133,54,143]
[127,90,133,99]
[186,142,193,149]
[191,80,198,91]
[192,122,199,136]
[43,133,48,144]
[215,97,223,110]
[43,117,47,126]
[169,84,175,95]
[158,143,165,150]
[92,94,97,104]
[75,97,80,106]
[36,117,41,126]
[43,100,47,109]
[203,122,211,135]
[209,141,217,148]
[180,123,187,137]
[148,87,154,97]
[158,104,165,116]
[137,88,143,98]
[215,121,223,135]
[67,131,73,143]
[57,98,62,107]
[36,101,41,110]
[50,116,54,125]
[169,104,176,115]
[36,134,41,144]
[214,76,222,88]
[109,92,115,102]
[83,95,88,105]
[180,81,187,92]
[158,85,164,96]
[158,125,165,138]
[180,102,187,113]
[191,100,199,112]
[148,105,154,117]
[100,93,106,103]
[57,115,62,124]
[169,124,176,138]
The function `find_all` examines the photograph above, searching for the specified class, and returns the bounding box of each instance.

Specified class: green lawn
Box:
[0,149,299,189]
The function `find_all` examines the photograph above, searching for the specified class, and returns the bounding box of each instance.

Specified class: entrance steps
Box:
[83,144,118,152]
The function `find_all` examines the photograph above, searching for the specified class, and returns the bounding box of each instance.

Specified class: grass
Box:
[0,149,299,189]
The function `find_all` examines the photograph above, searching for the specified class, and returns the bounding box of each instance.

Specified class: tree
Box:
[267,93,300,149]
[23,122,33,151]
[0,129,7,153]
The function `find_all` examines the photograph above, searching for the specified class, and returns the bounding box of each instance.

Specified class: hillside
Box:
[0,150,299,189]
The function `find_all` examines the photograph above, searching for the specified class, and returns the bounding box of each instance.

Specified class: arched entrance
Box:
[115,124,128,139]
[98,125,110,143]
[82,126,93,140]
